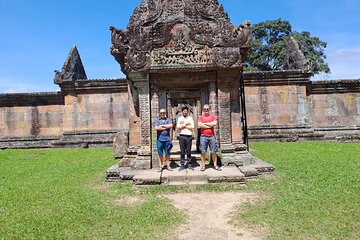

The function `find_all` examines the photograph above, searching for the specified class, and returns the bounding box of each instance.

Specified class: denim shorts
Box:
[199,135,218,154]
[156,140,171,155]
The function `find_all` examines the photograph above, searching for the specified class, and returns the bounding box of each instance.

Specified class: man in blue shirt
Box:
[155,109,173,172]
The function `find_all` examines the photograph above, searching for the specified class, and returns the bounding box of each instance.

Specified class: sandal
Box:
[167,166,173,171]
[214,166,222,171]
[157,167,163,172]
[200,166,206,171]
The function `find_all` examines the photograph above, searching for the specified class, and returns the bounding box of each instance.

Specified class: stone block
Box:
[130,156,151,170]
[161,168,208,185]
[133,170,161,185]
[252,160,275,174]
[238,165,258,177]
[113,131,129,158]
[207,166,245,183]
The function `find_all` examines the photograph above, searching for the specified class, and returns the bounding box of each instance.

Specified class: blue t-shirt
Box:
[155,118,171,142]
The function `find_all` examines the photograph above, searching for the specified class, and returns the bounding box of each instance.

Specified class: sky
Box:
[0,0,359,93]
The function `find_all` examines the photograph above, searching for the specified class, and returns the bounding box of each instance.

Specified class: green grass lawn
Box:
[0,142,359,240]
[0,149,184,240]
[237,142,360,240]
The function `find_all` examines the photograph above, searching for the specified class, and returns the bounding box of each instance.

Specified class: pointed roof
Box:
[110,0,252,74]
[54,45,87,84]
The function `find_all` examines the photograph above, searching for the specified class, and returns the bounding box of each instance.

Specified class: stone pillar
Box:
[208,81,219,140]
[150,84,160,168]
[217,70,244,166]
[127,83,140,146]
[231,75,242,143]
[128,72,151,169]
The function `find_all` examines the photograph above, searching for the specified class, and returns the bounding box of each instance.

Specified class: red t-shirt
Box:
[198,114,216,137]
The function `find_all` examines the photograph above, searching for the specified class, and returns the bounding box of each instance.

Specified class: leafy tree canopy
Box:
[246,19,331,75]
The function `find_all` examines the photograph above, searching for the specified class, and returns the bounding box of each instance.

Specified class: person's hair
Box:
[181,105,189,111]
[203,104,210,109]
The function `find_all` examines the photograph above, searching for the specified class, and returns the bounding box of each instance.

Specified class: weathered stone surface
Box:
[161,168,208,185]
[106,166,142,182]
[130,156,151,170]
[133,170,161,185]
[207,166,245,183]
[283,36,312,72]
[54,45,87,84]
[252,160,275,174]
[110,0,252,74]
[106,164,121,182]
[238,165,258,178]
[161,166,245,185]
[113,131,129,158]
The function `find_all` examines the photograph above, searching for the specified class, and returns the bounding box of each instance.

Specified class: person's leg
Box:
[165,155,172,170]
[199,136,206,169]
[165,141,173,170]
[178,136,186,170]
[185,136,193,168]
[209,137,221,170]
[156,140,164,171]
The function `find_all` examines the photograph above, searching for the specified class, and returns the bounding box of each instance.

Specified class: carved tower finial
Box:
[54,45,87,84]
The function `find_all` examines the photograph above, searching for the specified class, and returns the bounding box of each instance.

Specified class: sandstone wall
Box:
[1,72,360,148]
[0,79,129,148]
[244,71,360,141]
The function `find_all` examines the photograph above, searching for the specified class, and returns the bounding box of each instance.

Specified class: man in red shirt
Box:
[197,104,221,171]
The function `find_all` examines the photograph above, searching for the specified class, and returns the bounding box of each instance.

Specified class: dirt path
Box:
[165,192,266,240]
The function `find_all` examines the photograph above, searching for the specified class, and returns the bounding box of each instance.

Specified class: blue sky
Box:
[0,0,359,93]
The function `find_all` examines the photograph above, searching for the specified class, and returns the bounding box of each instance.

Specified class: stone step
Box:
[106,165,247,185]
[161,166,246,185]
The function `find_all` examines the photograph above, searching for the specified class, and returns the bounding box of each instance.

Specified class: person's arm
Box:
[155,120,166,131]
[204,116,217,127]
[198,116,205,128]
[155,119,168,131]
[176,117,185,129]
[186,117,194,130]
[163,119,173,129]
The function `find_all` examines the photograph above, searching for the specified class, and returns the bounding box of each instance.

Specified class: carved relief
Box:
[110,0,252,73]
[218,84,232,143]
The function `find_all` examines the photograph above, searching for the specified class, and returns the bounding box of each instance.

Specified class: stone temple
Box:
[109,0,254,170]
[1,0,360,183]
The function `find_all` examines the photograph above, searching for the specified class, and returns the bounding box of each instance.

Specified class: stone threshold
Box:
[106,160,275,185]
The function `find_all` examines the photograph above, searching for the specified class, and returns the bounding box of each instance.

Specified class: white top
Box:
[176,115,194,136]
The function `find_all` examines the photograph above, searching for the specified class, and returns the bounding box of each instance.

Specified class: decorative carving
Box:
[213,47,240,67]
[134,81,151,147]
[283,36,312,72]
[110,0,252,73]
[54,45,87,84]
[218,83,232,143]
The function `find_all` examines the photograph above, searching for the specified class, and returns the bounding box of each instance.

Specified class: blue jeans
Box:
[199,135,218,154]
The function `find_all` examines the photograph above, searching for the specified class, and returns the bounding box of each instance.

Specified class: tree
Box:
[246,19,330,75]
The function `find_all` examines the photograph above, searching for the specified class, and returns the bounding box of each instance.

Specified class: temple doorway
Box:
[166,90,201,141]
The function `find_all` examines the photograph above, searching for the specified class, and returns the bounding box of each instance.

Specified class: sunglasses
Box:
[203,108,210,110]
[160,112,166,114]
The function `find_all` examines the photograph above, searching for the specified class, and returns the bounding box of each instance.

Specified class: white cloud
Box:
[0,77,38,93]
[323,48,360,80]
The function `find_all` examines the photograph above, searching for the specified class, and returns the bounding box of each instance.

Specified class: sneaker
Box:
[187,164,194,170]
[179,165,186,171]
[214,166,222,171]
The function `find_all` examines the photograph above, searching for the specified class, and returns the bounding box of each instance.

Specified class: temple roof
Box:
[54,45,87,84]
[110,0,252,74]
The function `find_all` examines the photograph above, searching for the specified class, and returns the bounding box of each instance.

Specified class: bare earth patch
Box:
[165,192,267,240]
